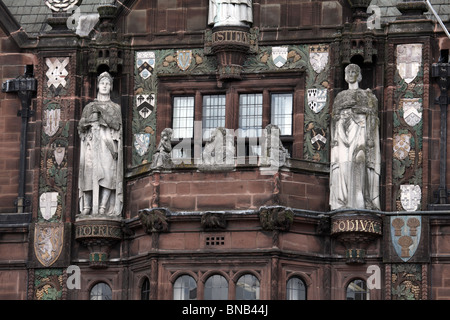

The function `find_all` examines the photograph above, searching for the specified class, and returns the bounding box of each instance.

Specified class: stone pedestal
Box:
[211,26,252,80]
[331,211,382,264]
[74,218,122,268]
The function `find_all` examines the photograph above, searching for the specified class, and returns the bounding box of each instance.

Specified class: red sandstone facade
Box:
[0,0,450,301]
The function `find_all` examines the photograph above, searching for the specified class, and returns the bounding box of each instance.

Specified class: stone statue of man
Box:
[329,64,381,211]
[78,71,123,217]
[208,0,253,28]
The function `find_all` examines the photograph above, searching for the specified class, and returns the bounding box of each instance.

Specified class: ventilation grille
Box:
[205,236,225,246]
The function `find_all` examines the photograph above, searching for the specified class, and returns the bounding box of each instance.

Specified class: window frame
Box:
[157,73,304,160]
[286,276,307,300]
[89,282,112,300]
[173,274,198,300]
[346,278,370,300]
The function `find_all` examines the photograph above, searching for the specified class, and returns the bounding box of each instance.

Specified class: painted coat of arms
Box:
[136,51,155,80]
[34,223,64,267]
[45,57,69,89]
[390,216,421,262]
[134,133,151,156]
[43,107,61,137]
[393,133,411,160]
[309,44,329,74]
[396,44,422,84]
[400,184,421,211]
[401,98,422,127]
[307,88,327,113]
[272,46,288,68]
[39,192,59,221]
[136,94,155,119]
[177,50,192,71]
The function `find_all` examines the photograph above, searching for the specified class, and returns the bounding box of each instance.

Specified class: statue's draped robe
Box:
[78,99,123,216]
[329,88,381,210]
[208,0,253,27]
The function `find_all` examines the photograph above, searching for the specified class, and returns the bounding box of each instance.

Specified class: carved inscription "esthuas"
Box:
[212,30,249,44]
[331,219,382,234]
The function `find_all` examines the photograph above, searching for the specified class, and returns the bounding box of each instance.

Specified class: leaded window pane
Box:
[271,93,293,136]
[173,96,194,139]
[204,275,228,300]
[286,277,306,300]
[90,282,112,300]
[346,279,369,300]
[236,274,260,300]
[239,93,263,138]
[203,95,226,139]
[173,275,197,300]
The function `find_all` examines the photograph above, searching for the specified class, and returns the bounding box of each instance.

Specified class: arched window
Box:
[173,275,197,300]
[236,274,260,300]
[90,282,112,300]
[204,274,228,300]
[141,277,150,300]
[346,279,369,300]
[286,277,307,300]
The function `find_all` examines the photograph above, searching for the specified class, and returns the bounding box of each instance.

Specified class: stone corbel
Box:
[74,218,123,268]
[205,27,259,80]
[201,212,227,231]
[330,211,382,264]
[138,207,170,233]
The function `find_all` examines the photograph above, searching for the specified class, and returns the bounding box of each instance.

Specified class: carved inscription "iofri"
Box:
[75,224,122,239]
[331,218,382,235]
[212,30,249,44]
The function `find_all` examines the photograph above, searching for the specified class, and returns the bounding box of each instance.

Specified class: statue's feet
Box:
[99,207,106,215]
[81,208,91,215]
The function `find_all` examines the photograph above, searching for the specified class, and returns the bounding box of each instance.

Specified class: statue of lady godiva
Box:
[329,64,381,211]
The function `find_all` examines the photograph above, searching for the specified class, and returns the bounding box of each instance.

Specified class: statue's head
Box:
[344,64,362,84]
[97,71,113,92]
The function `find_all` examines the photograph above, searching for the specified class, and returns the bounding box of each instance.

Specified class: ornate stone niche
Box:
[330,211,382,264]
[87,4,128,74]
[74,218,122,268]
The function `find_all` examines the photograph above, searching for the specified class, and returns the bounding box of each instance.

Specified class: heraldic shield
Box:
[34,223,64,267]
[390,216,421,262]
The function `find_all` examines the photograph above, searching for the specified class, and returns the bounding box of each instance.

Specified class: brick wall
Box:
[126,167,329,218]
[0,28,37,213]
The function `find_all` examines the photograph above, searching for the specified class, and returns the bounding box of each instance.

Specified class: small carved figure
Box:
[151,128,173,169]
[329,64,381,211]
[202,127,234,166]
[201,212,227,230]
[78,72,123,217]
[208,0,253,28]
[261,124,290,167]
[139,208,169,233]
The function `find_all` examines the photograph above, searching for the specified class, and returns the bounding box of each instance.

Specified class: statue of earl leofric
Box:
[78,71,123,218]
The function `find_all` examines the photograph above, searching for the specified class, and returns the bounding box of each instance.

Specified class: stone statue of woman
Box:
[78,72,123,217]
[329,64,381,211]
[208,0,253,28]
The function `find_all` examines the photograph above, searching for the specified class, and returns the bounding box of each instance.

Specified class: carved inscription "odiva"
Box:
[331,219,382,235]
[212,30,249,44]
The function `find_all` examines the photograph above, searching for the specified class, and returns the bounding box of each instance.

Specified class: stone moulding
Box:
[330,210,382,264]
[74,218,123,268]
